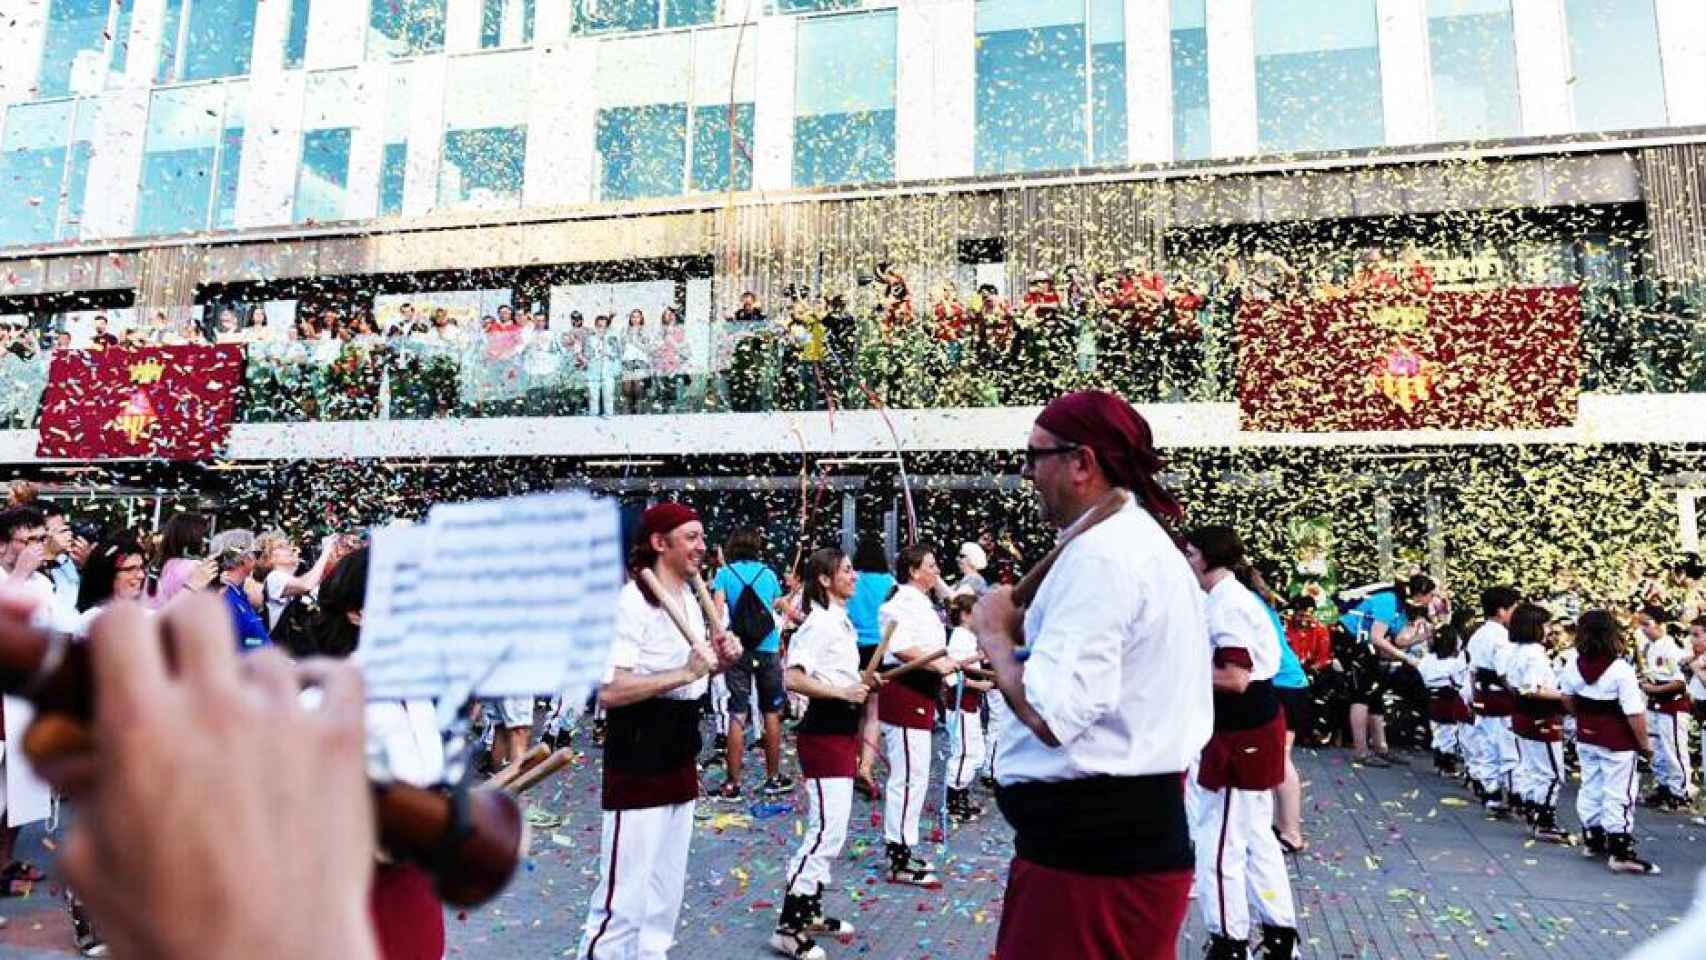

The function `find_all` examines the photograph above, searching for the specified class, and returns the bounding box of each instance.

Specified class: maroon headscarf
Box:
[1034,390,1184,526]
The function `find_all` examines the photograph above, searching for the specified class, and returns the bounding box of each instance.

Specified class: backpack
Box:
[270,592,319,658]
[727,565,777,653]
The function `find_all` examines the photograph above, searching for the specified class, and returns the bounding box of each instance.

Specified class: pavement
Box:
[3,738,1703,959]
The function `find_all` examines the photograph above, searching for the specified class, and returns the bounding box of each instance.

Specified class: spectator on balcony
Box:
[780,291,826,411]
[1400,244,1436,296]
[931,281,971,361]
[821,293,857,400]
[1063,264,1096,316]
[619,309,654,415]
[247,305,273,340]
[213,307,248,345]
[522,312,564,416]
[90,314,118,350]
[584,313,620,417]
[876,261,913,330]
[1014,272,1065,403]
[971,283,1013,402]
[655,306,689,413]
[561,311,590,370]
[1350,247,1405,296]
[120,326,148,350]
[1246,251,1299,302]
[428,308,464,347]
[1165,277,1208,399]
[727,293,768,413]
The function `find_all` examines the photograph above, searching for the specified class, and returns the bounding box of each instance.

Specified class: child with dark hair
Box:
[944,593,992,823]
[1508,603,1570,842]
[1417,623,1471,778]
[1634,604,1692,810]
[1466,585,1522,813]
[1560,611,1659,874]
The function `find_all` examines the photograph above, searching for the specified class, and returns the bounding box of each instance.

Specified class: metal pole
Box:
[841,491,856,556]
[1374,492,1394,582]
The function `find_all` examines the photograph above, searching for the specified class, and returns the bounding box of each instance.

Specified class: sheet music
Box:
[356,491,623,705]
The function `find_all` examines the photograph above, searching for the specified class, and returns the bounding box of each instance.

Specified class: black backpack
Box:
[727,565,777,653]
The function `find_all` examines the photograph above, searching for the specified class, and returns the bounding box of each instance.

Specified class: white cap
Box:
[959,542,988,571]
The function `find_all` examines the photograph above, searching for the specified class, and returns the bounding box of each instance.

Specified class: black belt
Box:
[996,773,1192,876]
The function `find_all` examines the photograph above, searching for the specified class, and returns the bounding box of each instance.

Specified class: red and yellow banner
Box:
[36,346,245,460]
[1236,287,1581,432]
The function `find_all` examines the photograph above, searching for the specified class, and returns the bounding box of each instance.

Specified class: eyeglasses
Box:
[1022,443,1082,467]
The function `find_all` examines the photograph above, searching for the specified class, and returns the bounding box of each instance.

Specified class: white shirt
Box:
[1686,653,1706,702]
[877,583,943,667]
[995,500,1212,785]
[1641,633,1686,685]
[366,699,445,788]
[1559,656,1645,715]
[1467,620,1512,678]
[1505,644,1560,694]
[264,569,296,629]
[1204,576,1279,682]
[786,604,861,711]
[947,625,979,664]
[604,579,708,702]
[1418,652,1470,700]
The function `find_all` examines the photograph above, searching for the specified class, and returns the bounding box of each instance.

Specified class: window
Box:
[38,0,132,97]
[368,0,446,59]
[1564,0,1666,132]
[156,0,259,83]
[770,0,861,11]
[571,0,718,35]
[284,0,312,68]
[0,99,98,247]
[1170,0,1209,160]
[439,52,529,211]
[1426,0,1520,141]
[594,28,754,200]
[295,71,360,223]
[136,82,248,234]
[794,10,896,187]
[379,71,411,217]
[974,0,1125,175]
[481,0,535,48]
[1253,0,1383,153]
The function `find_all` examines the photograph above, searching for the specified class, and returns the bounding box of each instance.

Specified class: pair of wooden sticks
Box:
[486,742,574,795]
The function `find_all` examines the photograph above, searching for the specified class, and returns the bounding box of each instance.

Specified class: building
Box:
[1,0,1704,596]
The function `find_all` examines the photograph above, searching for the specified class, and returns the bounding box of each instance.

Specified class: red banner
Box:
[1236,287,1581,432]
[36,346,245,460]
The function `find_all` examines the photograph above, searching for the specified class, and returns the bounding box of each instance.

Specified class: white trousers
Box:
[785,777,853,896]
[1467,715,1516,793]
[1512,737,1564,808]
[1576,743,1638,835]
[708,675,730,737]
[882,724,932,846]
[1189,780,1296,939]
[1648,710,1693,797]
[947,708,986,790]
[1429,721,1464,758]
[581,801,696,960]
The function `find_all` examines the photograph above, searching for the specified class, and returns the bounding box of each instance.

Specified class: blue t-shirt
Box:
[848,571,896,647]
[713,560,782,654]
[223,582,271,651]
[1344,590,1407,644]
[1266,602,1307,690]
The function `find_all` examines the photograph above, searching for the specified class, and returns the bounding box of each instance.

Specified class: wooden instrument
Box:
[1011,489,1129,609]
[487,742,550,791]
[0,626,523,909]
[878,648,948,682]
[638,568,718,669]
[505,747,575,795]
[860,620,898,687]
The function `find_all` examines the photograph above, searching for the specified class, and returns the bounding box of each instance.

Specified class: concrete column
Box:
[124,0,169,87]
[0,0,47,106]
[343,62,391,220]
[895,0,973,181]
[1511,0,1572,136]
[524,41,596,208]
[1125,0,1173,163]
[235,71,306,228]
[536,0,573,42]
[446,0,481,53]
[1377,0,1433,145]
[80,88,150,239]
[401,56,448,215]
[1655,0,1706,126]
[307,0,367,70]
[750,15,796,191]
[1206,0,1257,157]
[249,0,293,76]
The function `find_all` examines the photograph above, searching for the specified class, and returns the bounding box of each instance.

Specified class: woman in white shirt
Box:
[773,548,867,960]
[876,546,953,886]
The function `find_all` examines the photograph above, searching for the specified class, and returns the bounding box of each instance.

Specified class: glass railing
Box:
[1,279,1702,433]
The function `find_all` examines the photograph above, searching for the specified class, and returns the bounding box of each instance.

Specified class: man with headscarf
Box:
[581,503,740,960]
[970,390,1212,960]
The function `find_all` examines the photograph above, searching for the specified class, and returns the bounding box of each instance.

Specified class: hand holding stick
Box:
[689,572,741,667]
[638,568,719,676]
[878,649,949,682]
[505,747,575,795]
[860,620,898,687]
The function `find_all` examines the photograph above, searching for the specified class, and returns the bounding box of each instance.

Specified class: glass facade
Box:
[0,99,96,246]
[156,0,259,84]
[439,53,528,210]
[369,0,447,60]
[1565,0,1667,132]
[973,0,1126,175]
[794,10,896,187]
[136,82,247,234]
[295,72,360,223]
[1427,0,1520,141]
[379,71,412,217]
[284,0,312,68]
[572,0,718,35]
[37,0,115,98]
[1253,0,1384,153]
[481,0,535,48]
[1170,0,1209,160]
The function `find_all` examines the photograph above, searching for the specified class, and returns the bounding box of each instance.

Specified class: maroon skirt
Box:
[370,864,445,960]
[995,857,1191,960]
[1197,712,1287,792]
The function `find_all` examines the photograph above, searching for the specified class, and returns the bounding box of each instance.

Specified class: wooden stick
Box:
[637,568,716,666]
[506,748,576,795]
[861,619,898,686]
[879,648,948,682]
[1011,489,1129,608]
[689,572,725,643]
[487,743,549,791]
